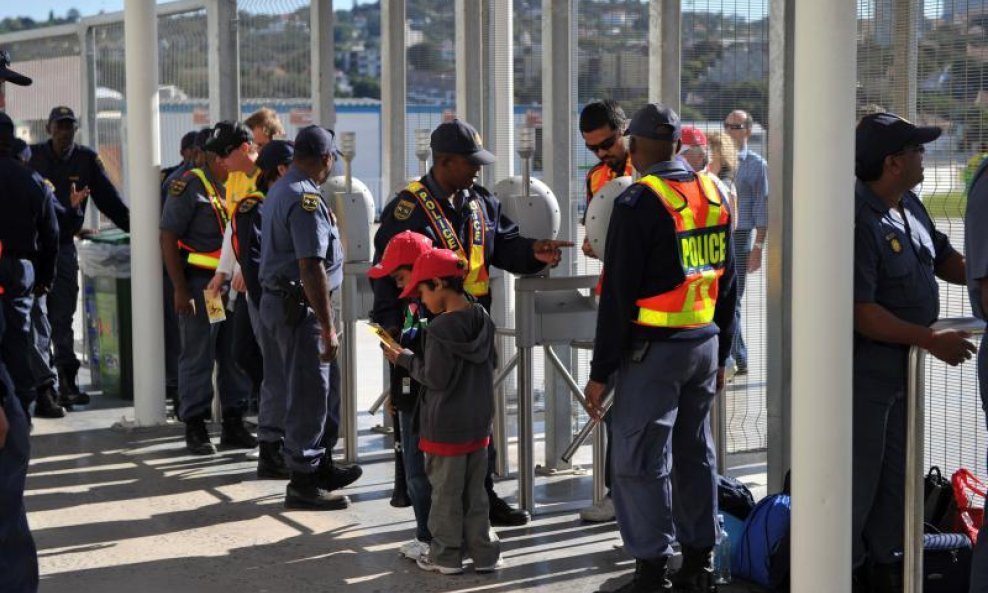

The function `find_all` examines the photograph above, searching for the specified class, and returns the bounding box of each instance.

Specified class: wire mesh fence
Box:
[1,32,81,142]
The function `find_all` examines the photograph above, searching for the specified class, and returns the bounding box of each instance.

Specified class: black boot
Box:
[257,440,289,480]
[57,369,90,406]
[604,558,672,593]
[285,470,350,510]
[317,458,363,492]
[34,385,66,419]
[390,411,411,507]
[670,546,716,592]
[489,493,530,526]
[185,415,216,455]
[220,412,258,449]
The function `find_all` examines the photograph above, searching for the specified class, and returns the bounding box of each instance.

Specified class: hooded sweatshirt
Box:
[396,302,496,454]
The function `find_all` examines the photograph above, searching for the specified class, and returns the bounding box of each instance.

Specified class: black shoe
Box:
[57,369,90,405]
[34,386,66,418]
[603,558,672,593]
[185,416,216,455]
[489,494,530,526]
[317,461,363,492]
[220,413,258,449]
[257,440,290,480]
[285,471,350,510]
[670,547,716,592]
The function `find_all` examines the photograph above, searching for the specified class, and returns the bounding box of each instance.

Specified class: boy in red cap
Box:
[368,230,435,561]
[382,248,501,575]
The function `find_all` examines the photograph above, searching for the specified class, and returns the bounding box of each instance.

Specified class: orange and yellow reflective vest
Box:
[586,155,634,204]
[633,172,731,328]
[405,180,489,297]
[178,168,229,271]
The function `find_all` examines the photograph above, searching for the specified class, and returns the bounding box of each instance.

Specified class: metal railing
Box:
[904,316,985,593]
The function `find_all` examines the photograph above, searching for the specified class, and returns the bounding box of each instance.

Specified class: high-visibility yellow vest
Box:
[587,156,634,201]
[633,172,731,328]
[405,180,489,297]
[177,168,229,271]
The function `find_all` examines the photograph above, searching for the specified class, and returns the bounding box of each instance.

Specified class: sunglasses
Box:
[723,123,747,130]
[586,134,620,153]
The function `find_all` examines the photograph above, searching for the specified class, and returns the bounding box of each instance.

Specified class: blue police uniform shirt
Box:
[160,167,227,255]
[161,160,192,212]
[965,159,988,320]
[0,156,60,287]
[29,140,130,242]
[259,165,343,291]
[589,160,738,383]
[854,180,956,386]
[370,170,543,331]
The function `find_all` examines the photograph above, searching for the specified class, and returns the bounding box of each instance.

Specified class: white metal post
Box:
[311,0,336,129]
[648,0,681,110]
[124,0,166,426]
[455,0,484,128]
[891,0,918,120]
[790,2,856,592]
[381,0,406,196]
[208,0,240,123]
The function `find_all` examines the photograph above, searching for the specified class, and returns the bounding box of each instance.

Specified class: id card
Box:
[204,290,227,324]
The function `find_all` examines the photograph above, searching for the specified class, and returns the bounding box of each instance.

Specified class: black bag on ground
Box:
[719,474,757,520]
[891,532,972,593]
[924,466,957,532]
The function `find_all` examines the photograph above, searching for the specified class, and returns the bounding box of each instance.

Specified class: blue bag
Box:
[733,487,791,588]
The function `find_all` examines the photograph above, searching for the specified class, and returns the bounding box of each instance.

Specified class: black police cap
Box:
[855,112,941,168]
[256,140,294,171]
[194,128,212,150]
[205,120,253,156]
[625,103,681,142]
[294,125,339,159]
[48,106,77,126]
[430,119,495,165]
[180,130,198,151]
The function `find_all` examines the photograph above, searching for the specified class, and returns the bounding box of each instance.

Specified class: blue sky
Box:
[9,1,943,24]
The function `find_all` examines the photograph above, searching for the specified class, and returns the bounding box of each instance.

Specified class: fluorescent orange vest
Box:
[405,180,489,297]
[634,172,730,328]
[178,168,229,271]
[587,157,634,201]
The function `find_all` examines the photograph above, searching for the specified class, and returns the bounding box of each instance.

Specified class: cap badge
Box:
[474,132,483,147]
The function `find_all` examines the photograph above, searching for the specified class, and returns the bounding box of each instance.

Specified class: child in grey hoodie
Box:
[382,247,501,575]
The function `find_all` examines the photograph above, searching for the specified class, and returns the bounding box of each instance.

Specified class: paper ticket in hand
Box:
[367,322,401,351]
[204,290,227,324]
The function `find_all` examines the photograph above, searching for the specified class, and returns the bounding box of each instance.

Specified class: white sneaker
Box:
[416,552,463,575]
[579,496,616,522]
[399,539,430,562]
[475,558,505,574]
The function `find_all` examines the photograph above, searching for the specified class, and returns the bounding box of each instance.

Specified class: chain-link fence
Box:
[2,31,81,142]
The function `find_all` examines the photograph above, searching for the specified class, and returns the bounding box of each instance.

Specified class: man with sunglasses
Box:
[161,131,255,455]
[580,100,634,260]
[723,110,767,376]
[852,112,972,591]
[29,106,130,407]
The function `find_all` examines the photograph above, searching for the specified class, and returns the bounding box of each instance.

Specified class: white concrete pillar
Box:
[208,0,240,123]
[790,1,856,592]
[381,0,406,196]
[648,0,681,110]
[311,0,336,129]
[124,0,165,425]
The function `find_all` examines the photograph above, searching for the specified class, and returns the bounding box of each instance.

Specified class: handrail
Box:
[905,316,985,593]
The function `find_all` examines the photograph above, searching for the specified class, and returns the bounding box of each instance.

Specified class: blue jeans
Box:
[400,409,432,542]
[732,229,752,368]
[972,332,988,592]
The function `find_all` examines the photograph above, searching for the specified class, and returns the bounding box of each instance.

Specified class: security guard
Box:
[160,145,255,455]
[0,113,61,421]
[232,139,294,479]
[852,113,972,592]
[259,126,362,508]
[371,119,570,527]
[30,106,130,404]
[584,104,737,593]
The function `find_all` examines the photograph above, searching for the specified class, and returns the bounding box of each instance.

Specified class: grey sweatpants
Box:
[425,447,501,569]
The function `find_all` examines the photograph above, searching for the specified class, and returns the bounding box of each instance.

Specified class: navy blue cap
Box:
[11,138,30,162]
[180,130,198,151]
[430,119,495,165]
[856,112,941,168]
[256,139,294,171]
[194,128,212,149]
[625,103,681,142]
[48,106,76,125]
[0,50,31,86]
[294,125,338,158]
[205,120,253,156]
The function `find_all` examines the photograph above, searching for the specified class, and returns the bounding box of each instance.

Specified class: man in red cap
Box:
[679,126,709,173]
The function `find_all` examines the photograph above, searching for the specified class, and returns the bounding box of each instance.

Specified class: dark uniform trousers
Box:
[248,295,286,444]
[259,292,340,474]
[611,336,720,560]
[48,242,80,377]
[29,295,58,390]
[177,272,251,420]
[163,269,179,391]
[0,259,38,410]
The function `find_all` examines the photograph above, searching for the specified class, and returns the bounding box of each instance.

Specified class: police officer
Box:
[0,113,61,421]
[30,106,130,404]
[160,143,256,455]
[584,104,737,593]
[966,125,988,593]
[852,113,973,592]
[259,126,362,508]
[162,130,199,186]
[371,119,570,527]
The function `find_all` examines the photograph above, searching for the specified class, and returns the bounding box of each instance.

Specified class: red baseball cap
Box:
[680,126,708,147]
[368,231,434,279]
[399,248,468,299]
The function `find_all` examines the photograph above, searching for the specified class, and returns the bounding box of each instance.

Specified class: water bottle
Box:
[714,513,732,585]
